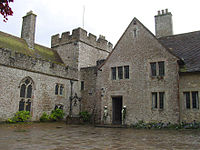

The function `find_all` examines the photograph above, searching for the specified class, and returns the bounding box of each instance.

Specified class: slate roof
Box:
[0,31,64,64]
[159,31,200,72]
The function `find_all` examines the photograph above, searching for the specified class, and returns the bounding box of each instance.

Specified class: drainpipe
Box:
[177,61,181,123]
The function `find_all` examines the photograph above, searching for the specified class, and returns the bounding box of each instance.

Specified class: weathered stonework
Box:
[98,18,179,125]
[51,28,112,70]
[155,9,173,38]
[0,64,79,121]
[179,73,200,123]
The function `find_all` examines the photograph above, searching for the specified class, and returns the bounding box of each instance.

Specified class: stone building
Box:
[0,11,111,121]
[1,9,200,125]
[98,9,200,125]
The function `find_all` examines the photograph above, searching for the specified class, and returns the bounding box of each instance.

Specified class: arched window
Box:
[19,77,34,112]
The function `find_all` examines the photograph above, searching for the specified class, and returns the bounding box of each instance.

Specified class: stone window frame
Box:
[55,83,65,97]
[111,65,130,80]
[151,92,165,110]
[19,77,35,113]
[148,59,167,79]
[183,91,199,109]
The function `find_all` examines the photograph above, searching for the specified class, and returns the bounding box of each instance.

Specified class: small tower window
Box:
[133,29,137,38]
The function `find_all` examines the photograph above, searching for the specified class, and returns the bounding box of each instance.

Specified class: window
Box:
[150,62,156,76]
[152,92,157,108]
[81,81,84,91]
[124,66,129,79]
[184,91,199,109]
[159,92,164,109]
[118,66,123,79]
[150,61,165,77]
[111,65,129,80]
[192,92,199,109]
[55,84,59,95]
[158,61,165,76]
[55,84,64,96]
[152,92,164,109]
[19,77,33,112]
[133,29,137,38]
[111,67,116,80]
[184,92,190,109]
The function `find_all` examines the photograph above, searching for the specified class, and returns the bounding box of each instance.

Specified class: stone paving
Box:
[0,122,200,150]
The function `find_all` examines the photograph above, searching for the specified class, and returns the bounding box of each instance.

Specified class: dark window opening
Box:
[124,66,129,79]
[20,84,26,98]
[184,92,190,109]
[81,81,84,90]
[111,67,116,80]
[55,84,59,95]
[25,79,30,85]
[19,99,25,111]
[60,85,64,95]
[192,91,198,109]
[158,61,165,76]
[118,66,123,79]
[150,62,156,77]
[159,92,164,109]
[133,29,137,38]
[27,85,32,98]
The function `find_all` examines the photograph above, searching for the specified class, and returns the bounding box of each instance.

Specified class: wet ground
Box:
[0,122,200,150]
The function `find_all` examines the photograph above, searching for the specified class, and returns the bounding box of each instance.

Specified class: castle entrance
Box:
[112,96,122,125]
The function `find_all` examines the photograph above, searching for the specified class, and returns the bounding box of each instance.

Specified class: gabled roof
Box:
[0,31,64,64]
[98,17,178,69]
[159,31,200,72]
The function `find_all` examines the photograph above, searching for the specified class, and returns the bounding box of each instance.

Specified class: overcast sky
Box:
[1,0,200,47]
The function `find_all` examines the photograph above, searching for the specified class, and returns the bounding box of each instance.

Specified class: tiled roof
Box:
[159,31,200,72]
[0,31,64,64]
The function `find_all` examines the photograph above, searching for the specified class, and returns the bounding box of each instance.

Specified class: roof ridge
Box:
[159,30,200,39]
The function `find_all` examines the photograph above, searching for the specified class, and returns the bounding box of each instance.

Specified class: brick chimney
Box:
[21,11,37,49]
[155,9,173,38]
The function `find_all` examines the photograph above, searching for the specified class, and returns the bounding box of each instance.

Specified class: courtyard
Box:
[0,122,200,150]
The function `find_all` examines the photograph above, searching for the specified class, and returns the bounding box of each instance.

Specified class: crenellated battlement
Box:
[0,48,78,80]
[51,27,113,52]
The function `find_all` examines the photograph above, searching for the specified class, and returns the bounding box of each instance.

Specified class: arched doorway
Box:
[19,77,34,112]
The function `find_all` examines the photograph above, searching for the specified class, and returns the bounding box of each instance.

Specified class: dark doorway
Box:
[112,96,122,124]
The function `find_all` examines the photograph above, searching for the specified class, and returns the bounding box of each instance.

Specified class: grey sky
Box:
[1,0,200,47]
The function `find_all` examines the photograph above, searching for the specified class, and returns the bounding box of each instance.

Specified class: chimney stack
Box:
[155,9,173,38]
[21,11,37,49]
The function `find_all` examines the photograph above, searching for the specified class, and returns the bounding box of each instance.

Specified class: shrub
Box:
[49,108,64,121]
[39,112,50,122]
[7,111,31,123]
[79,111,91,122]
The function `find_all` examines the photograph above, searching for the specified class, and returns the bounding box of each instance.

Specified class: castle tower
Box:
[21,11,37,49]
[155,9,173,38]
[51,27,113,70]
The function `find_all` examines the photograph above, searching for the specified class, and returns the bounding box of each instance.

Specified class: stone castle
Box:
[0,9,200,125]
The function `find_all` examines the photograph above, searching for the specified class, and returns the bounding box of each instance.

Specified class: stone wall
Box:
[0,48,78,80]
[80,66,101,123]
[51,28,112,70]
[0,48,80,121]
[0,64,80,121]
[179,73,200,122]
[98,18,179,125]
[155,9,173,38]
